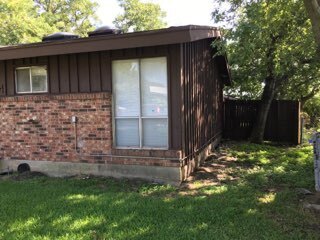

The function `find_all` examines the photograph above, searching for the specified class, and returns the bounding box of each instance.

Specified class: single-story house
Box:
[0,25,230,185]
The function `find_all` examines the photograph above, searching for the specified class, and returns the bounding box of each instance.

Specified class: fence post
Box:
[301,117,304,144]
[297,102,301,145]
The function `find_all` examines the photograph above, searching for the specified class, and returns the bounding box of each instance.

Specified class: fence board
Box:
[224,100,301,144]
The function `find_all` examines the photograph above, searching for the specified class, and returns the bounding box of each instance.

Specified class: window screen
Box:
[16,66,48,93]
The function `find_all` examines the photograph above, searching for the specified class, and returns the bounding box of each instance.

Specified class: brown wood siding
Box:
[49,56,59,93]
[78,53,90,92]
[100,51,111,92]
[0,61,6,95]
[6,60,14,95]
[168,44,182,150]
[181,39,224,159]
[0,44,183,150]
[3,45,181,95]
[69,54,79,93]
[59,55,70,93]
[89,52,101,92]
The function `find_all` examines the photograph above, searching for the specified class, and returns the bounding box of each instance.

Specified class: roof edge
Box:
[0,25,221,61]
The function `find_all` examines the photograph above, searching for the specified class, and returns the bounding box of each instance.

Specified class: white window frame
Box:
[15,66,48,94]
[112,57,169,149]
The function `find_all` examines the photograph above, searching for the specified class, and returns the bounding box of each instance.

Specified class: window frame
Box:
[15,65,48,94]
[112,57,169,150]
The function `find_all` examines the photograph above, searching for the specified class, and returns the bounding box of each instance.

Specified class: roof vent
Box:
[88,26,121,37]
[42,32,79,42]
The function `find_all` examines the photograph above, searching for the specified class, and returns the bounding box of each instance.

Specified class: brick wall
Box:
[0,93,181,168]
[0,93,112,163]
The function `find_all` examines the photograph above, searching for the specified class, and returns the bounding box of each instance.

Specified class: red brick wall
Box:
[0,93,181,167]
[0,93,112,162]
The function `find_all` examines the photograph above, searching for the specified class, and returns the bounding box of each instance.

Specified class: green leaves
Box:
[0,0,51,45]
[0,0,99,45]
[34,0,99,37]
[214,0,319,102]
[113,0,167,33]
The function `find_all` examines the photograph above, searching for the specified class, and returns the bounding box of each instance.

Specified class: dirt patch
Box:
[302,192,320,216]
[305,192,320,205]
[180,146,240,192]
[0,171,47,181]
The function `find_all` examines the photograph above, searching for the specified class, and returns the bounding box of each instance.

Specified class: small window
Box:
[16,66,48,93]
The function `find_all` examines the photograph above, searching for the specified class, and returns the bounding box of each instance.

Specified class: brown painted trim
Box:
[0,26,220,60]
[0,92,110,102]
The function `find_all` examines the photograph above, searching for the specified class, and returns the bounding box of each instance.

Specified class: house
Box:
[0,25,230,185]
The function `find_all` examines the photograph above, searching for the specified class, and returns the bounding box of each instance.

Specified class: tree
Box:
[0,0,53,45]
[213,0,319,143]
[34,0,99,36]
[0,0,99,45]
[113,0,166,33]
[303,0,320,54]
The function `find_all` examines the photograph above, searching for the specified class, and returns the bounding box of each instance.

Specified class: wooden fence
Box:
[224,100,301,144]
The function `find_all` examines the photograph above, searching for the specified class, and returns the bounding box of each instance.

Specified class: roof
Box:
[0,25,221,61]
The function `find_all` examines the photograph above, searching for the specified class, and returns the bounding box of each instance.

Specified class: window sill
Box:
[111,148,181,159]
[16,92,48,95]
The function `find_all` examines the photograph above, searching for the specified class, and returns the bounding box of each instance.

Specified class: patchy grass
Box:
[0,142,319,239]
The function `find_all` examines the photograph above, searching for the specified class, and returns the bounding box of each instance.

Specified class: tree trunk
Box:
[249,34,278,144]
[249,76,277,143]
[303,0,320,54]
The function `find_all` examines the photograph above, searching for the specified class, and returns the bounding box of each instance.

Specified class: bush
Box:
[303,96,320,128]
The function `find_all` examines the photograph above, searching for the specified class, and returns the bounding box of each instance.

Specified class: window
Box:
[16,66,48,93]
[112,57,168,148]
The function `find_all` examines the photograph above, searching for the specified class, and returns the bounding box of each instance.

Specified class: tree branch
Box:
[301,85,320,107]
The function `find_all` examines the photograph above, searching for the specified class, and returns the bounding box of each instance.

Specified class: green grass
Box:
[0,142,319,240]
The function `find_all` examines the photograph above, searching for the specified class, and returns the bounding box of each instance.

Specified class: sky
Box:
[95,0,215,27]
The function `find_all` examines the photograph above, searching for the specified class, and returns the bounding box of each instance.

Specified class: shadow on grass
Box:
[0,143,318,240]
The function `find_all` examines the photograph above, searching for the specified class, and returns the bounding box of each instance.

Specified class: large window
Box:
[112,57,168,148]
[16,66,48,94]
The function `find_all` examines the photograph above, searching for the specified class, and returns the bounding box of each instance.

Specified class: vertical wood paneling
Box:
[181,39,224,160]
[180,44,186,158]
[142,47,156,56]
[6,60,14,95]
[49,56,59,93]
[78,53,90,92]
[89,52,101,92]
[23,58,31,65]
[37,56,48,64]
[0,61,6,95]
[184,43,189,156]
[14,59,24,66]
[191,43,195,152]
[69,54,79,92]
[169,44,182,150]
[59,55,70,93]
[101,51,111,92]
[124,48,136,58]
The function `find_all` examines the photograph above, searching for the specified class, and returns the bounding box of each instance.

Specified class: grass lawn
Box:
[0,142,319,240]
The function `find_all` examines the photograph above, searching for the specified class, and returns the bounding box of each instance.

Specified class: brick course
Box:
[0,93,180,168]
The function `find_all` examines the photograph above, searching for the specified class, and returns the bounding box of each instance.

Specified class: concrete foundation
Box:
[0,135,222,185]
[1,159,181,186]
